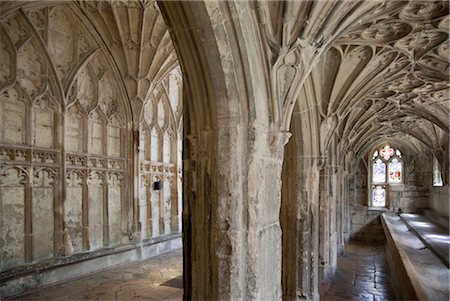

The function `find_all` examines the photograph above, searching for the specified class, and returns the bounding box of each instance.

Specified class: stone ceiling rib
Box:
[78,0,179,127]
[298,0,449,163]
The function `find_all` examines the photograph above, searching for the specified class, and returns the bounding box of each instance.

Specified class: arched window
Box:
[433,156,443,187]
[369,145,403,207]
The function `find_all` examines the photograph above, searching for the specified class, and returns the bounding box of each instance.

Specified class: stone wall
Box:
[430,186,450,218]
[0,3,182,292]
[350,153,432,242]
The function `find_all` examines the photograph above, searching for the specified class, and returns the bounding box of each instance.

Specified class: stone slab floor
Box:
[6,249,183,301]
[320,241,396,301]
[7,242,395,301]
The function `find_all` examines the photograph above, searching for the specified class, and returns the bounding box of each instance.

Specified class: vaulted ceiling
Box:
[261,0,449,166]
[1,0,448,165]
[309,1,449,161]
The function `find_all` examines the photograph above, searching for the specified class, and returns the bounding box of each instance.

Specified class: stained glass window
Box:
[388,158,402,183]
[373,159,386,183]
[370,145,404,207]
[380,145,394,160]
[372,186,386,207]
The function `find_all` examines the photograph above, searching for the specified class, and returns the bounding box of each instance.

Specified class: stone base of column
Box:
[319,264,336,283]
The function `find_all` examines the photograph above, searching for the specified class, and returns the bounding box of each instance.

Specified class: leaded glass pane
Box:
[372,186,386,207]
[373,159,386,183]
[388,158,402,183]
[380,145,394,160]
[396,149,402,158]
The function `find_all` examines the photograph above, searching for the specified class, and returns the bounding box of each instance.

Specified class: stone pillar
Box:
[281,153,324,301]
[298,156,324,301]
[318,165,331,282]
[183,123,290,300]
[329,166,339,270]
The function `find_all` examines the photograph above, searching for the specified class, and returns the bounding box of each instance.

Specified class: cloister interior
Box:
[0,1,449,300]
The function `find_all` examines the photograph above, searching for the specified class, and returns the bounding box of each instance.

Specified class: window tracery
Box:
[369,145,403,207]
[0,5,132,268]
[138,70,182,239]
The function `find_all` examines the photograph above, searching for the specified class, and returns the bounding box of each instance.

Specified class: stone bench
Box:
[400,212,449,268]
[381,212,449,301]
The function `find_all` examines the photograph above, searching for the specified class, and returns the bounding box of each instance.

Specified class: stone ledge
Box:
[400,212,449,268]
[0,234,182,299]
[381,213,449,301]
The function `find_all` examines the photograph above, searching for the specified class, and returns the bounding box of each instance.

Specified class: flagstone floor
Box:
[7,249,183,301]
[9,241,396,301]
[320,241,396,301]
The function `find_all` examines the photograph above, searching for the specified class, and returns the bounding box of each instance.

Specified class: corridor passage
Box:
[321,241,395,301]
[6,250,183,301]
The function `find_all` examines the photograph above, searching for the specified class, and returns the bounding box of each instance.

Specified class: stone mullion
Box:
[130,129,140,240]
[103,173,109,247]
[82,174,89,251]
[119,171,125,243]
[57,112,68,256]
[24,170,33,263]
[137,172,145,240]
[158,176,165,235]
[121,127,131,242]
[24,100,33,262]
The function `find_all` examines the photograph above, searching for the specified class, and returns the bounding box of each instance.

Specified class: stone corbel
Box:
[268,130,292,154]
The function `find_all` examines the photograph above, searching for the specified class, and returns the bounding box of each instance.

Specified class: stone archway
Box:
[157,1,290,299]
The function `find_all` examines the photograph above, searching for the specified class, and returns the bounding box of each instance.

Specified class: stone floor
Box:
[7,249,183,301]
[320,241,396,301]
[8,242,396,301]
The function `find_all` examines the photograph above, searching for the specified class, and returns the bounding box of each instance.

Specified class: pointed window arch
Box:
[369,145,403,207]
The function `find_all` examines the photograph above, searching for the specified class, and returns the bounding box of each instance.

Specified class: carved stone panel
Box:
[88,110,105,155]
[0,27,15,89]
[108,173,122,245]
[65,105,84,153]
[32,169,55,261]
[33,97,55,148]
[107,116,122,157]
[88,172,104,250]
[163,177,171,235]
[47,6,76,82]
[17,40,45,99]
[66,172,83,254]
[0,87,26,145]
[0,168,26,271]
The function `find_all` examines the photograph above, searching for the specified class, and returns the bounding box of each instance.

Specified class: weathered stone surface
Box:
[0,0,448,300]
